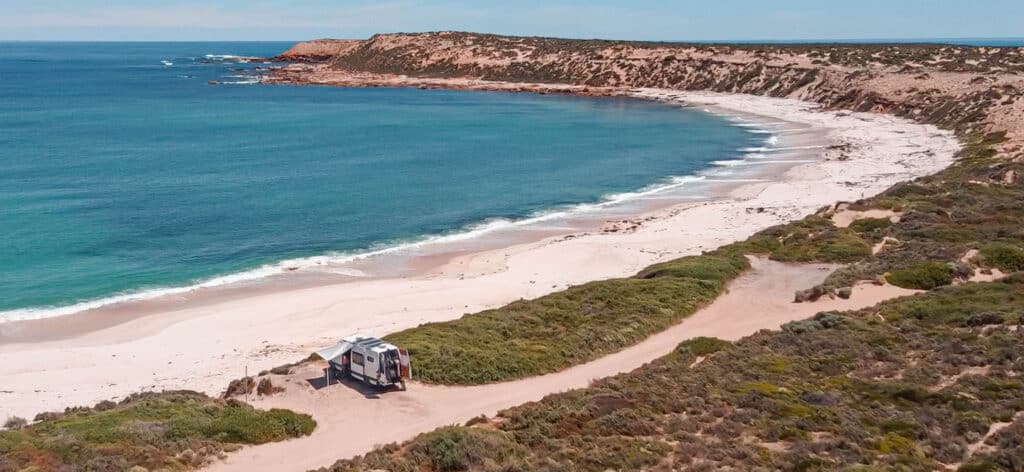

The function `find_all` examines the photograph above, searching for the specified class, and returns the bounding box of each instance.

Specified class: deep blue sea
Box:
[0,42,767,319]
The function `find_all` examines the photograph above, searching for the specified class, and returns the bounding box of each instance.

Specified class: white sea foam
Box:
[718,158,816,167]
[702,178,771,183]
[326,268,369,277]
[219,78,261,85]
[741,145,824,153]
[0,172,717,323]
[731,122,789,128]
[712,159,747,167]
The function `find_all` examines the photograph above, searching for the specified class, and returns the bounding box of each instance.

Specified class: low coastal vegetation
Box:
[981,243,1024,273]
[323,32,1024,90]
[384,131,1024,385]
[730,215,873,264]
[0,391,314,471]
[385,252,749,384]
[825,132,1024,292]
[321,277,1024,471]
[885,261,955,290]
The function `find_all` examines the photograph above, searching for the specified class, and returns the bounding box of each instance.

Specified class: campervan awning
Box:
[315,341,353,363]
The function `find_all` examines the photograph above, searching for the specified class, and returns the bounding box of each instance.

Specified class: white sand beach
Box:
[0,89,959,435]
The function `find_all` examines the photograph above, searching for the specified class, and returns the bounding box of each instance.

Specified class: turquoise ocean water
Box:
[0,42,768,320]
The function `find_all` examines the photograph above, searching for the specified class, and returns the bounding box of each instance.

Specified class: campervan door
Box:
[349,347,367,380]
[351,345,387,383]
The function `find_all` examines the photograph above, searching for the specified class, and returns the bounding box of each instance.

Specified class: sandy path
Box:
[0,91,958,422]
[207,257,919,472]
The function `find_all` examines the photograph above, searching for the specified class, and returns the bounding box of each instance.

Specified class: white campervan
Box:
[317,335,411,389]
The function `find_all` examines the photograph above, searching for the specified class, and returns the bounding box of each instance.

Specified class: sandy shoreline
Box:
[0,131,807,342]
[0,89,959,423]
[0,90,805,330]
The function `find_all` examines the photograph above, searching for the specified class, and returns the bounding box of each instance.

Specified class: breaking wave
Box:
[0,94,826,323]
[0,173,716,322]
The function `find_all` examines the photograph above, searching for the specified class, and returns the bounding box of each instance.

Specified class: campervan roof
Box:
[317,334,400,362]
[342,335,397,353]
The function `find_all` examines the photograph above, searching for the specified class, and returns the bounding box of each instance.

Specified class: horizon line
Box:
[1,35,1022,45]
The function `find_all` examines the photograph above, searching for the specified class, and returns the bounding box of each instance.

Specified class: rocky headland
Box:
[268,32,1024,156]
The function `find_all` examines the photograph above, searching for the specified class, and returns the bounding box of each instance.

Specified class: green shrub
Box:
[957,460,1006,472]
[676,337,732,357]
[877,276,1024,326]
[406,427,526,472]
[0,392,314,471]
[849,217,893,234]
[783,312,849,333]
[886,262,954,290]
[877,433,922,457]
[872,198,905,211]
[737,217,873,263]
[980,243,1024,272]
[636,253,749,285]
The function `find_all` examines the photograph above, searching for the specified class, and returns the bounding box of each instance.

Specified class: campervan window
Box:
[352,352,364,366]
[367,356,375,363]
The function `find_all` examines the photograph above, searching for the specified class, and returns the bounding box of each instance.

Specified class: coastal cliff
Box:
[272,32,1024,154]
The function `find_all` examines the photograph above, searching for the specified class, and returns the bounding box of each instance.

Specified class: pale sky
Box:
[1,0,1022,42]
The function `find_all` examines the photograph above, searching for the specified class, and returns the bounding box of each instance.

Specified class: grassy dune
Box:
[386,252,750,384]
[0,392,314,471]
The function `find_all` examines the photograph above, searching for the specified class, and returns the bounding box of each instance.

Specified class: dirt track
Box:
[207,257,917,472]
